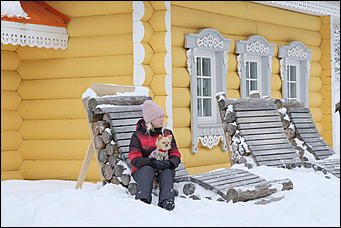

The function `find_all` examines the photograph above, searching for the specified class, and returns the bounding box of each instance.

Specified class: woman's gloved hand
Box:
[150,159,173,170]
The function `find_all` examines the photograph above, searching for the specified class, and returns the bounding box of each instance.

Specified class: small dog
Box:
[149,134,172,189]
[149,134,172,161]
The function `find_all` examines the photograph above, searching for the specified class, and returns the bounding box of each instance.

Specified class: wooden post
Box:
[75,97,106,189]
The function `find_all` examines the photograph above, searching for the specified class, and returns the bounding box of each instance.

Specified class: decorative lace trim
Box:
[287,46,307,59]
[198,135,224,149]
[246,40,269,54]
[1,21,68,50]
[252,1,340,18]
[196,34,224,49]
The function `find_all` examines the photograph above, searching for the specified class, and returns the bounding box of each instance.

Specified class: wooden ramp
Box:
[287,107,335,160]
[216,95,301,168]
[286,107,340,178]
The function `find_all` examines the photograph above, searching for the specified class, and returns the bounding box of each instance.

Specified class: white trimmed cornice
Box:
[252,1,340,26]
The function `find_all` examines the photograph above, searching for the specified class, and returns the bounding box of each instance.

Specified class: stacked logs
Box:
[94,124,138,195]
[216,94,253,168]
[273,99,309,162]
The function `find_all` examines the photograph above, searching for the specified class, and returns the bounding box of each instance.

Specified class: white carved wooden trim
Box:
[246,40,269,54]
[196,34,224,49]
[1,1,30,19]
[1,21,68,50]
[198,135,224,149]
[287,46,308,59]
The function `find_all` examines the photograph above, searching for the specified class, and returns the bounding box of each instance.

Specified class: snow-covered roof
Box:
[1,1,70,50]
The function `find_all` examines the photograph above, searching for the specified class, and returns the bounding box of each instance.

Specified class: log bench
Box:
[216,93,301,168]
[76,84,293,203]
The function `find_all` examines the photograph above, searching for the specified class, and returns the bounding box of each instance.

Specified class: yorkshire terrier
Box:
[149,134,172,189]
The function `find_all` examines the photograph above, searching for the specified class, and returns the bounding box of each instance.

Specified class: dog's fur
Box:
[149,134,172,161]
[149,134,172,189]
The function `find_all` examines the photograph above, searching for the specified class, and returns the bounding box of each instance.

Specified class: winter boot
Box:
[159,199,175,211]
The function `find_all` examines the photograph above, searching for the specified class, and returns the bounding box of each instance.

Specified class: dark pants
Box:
[132,165,175,205]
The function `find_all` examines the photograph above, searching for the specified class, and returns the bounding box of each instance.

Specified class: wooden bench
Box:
[216,93,301,168]
[76,84,293,203]
[283,105,340,178]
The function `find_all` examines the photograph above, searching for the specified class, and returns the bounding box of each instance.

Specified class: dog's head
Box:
[155,134,172,151]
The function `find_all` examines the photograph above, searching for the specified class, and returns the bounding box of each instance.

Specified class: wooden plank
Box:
[296,128,319,134]
[242,133,287,141]
[94,105,143,114]
[240,127,284,135]
[114,132,133,141]
[294,123,317,129]
[246,138,290,146]
[116,139,131,147]
[304,141,329,147]
[314,150,334,157]
[234,103,277,111]
[254,153,300,162]
[112,125,136,133]
[192,171,247,183]
[119,146,129,154]
[105,111,143,120]
[88,95,150,111]
[257,158,300,167]
[236,116,281,124]
[291,118,313,124]
[249,143,294,151]
[298,133,321,139]
[251,148,297,156]
[235,110,279,118]
[301,136,324,143]
[238,122,283,130]
[287,107,310,113]
[209,173,260,187]
[216,177,266,190]
[191,169,243,179]
[111,118,140,127]
[288,112,312,118]
[311,145,333,151]
[196,170,253,183]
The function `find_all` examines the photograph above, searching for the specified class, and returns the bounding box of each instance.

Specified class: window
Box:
[286,62,300,100]
[185,28,231,153]
[279,41,312,107]
[236,35,275,98]
[196,51,216,122]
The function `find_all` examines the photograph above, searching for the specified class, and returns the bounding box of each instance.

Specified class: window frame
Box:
[185,28,231,153]
[286,59,300,101]
[236,35,275,99]
[279,41,312,107]
[195,49,216,123]
[244,55,262,97]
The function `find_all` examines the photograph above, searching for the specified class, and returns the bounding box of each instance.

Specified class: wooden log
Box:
[273,99,283,109]
[98,149,108,163]
[94,135,105,149]
[87,112,103,123]
[108,154,119,167]
[279,112,284,121]
[226,124,237,136]
[114,164,125,177]
[226,178,293,203]
[128,182,138,195]
[92,120,109,135]
[183,183,196,196]
[224,111,236,123]
[282,119,290,129]
[281,99,304,108]
[121,173,131,186]
[88,95,151,112]
[295,146,305,157]
[110,176,120,185]
[288,138,297,146]
[106,141,117,155]
[286,128,296,139]
[101,164,113,180]
[102,129,113,144]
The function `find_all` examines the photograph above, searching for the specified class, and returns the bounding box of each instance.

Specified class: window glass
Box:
[245,61,258,97]
[250,62,257,79]
[287,65,297,99]
[197,56,213,117]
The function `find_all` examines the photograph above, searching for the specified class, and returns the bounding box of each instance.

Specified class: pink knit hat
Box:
[142,100,165,123]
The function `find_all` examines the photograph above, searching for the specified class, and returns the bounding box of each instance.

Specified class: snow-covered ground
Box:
[1,164,340,227]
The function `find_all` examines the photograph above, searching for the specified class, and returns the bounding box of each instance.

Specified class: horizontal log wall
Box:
[1,44,23,180]
[170,2,329,173]
[9,1,134,181]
